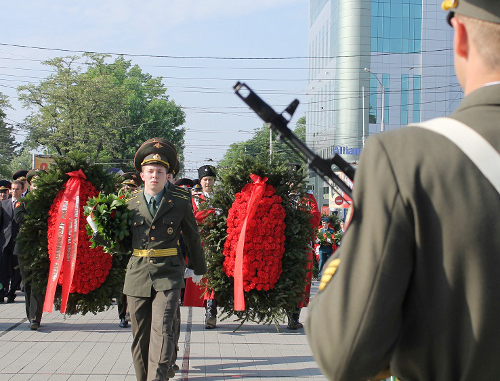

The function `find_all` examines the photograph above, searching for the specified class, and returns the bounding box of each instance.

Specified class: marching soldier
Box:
[306,1,500,380]
[92,138,206,381]
[14,169,46,329]
[184,165,218,328]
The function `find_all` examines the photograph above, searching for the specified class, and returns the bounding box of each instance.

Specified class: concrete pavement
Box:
[0,286,326,381]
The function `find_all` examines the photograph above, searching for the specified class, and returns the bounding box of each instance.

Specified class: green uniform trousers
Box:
[19,263,43,324]
[128,288,180,381]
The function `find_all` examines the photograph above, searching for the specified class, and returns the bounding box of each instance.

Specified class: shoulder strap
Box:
[413,117,500,194]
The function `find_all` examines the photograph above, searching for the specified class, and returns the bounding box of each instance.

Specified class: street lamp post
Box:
[364,68,385,133]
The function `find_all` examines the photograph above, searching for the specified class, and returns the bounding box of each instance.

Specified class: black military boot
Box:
[205,299,217,329]
[287,309,303,330]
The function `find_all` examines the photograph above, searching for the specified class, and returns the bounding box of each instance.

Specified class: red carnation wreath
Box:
[223,174,286,301]
[47,172,112,296]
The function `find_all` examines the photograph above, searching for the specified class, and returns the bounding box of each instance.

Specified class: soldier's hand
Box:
[184,268,194,279]
[192,274,204,284]
[87,215,98,232]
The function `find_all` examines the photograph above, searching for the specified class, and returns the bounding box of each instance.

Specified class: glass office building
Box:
[307,0,462,210]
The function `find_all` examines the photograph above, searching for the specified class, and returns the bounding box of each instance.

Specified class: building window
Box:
[371,0,422,54]
[413,75,421,122]
[383,74,390,124]
[401,74,409,125]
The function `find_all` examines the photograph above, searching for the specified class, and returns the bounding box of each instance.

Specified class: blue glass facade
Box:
[371,0,422,53]
[310,0,329,26]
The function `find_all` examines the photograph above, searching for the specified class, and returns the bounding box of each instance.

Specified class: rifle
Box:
[233,82,355,199]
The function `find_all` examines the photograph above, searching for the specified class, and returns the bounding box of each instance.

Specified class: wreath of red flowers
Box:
[47,177,112,294]
[222,177,286,293]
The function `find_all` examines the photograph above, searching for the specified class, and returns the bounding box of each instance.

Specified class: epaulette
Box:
[125,190,140,202]
[171,184,190,194]
[171,190,190,200]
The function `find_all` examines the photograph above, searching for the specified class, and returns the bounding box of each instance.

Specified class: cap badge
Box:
[152,154,161,160]
[154,142,163,149]
[441,0,458,11]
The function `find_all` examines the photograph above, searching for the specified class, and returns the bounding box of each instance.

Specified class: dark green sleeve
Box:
[305,136,414,380]
[180,197,207,276]
[14,202,27,224]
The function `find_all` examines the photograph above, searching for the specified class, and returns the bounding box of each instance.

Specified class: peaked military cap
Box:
[171,159,180,177]
[175,178,194,188]
[12,169,29,181]
[198,165,216,180]
[120,172,142,188]
[134,137,178,172]
[0,179,11,191]
[443,0,500,24]
[26,169,46,185]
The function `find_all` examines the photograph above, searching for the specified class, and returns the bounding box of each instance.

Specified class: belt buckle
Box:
[148,248,155,257]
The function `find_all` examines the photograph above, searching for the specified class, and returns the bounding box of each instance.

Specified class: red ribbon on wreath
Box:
[44,170,86,313]
[234,174,268,310]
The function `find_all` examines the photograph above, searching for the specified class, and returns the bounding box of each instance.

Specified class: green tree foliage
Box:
[0,92,20,178]
[219,116,307,169]
[18,54,186,168]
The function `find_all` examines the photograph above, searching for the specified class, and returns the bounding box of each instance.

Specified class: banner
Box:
[43,170,85,313]
[234,174,268,311]
[33,154,55,170]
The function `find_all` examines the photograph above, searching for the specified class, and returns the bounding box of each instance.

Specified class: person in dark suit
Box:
[0,180,23,303]
[12,170,29,197]
[306,1,500,380]
[92,138,206,381]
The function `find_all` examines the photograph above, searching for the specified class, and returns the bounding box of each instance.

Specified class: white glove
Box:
[86,215,98,233]
[184,268,194,279]
[192,273,204,284]
[327,238,332,243]
[215,208,222,216]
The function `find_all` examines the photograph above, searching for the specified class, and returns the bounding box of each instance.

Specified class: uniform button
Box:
[151,225,156,230]
[149,259,154,264]
[151,237,155,241]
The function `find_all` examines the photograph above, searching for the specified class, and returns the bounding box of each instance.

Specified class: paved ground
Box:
[0,285,326,381]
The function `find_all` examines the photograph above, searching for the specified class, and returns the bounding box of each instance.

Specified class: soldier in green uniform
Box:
[94,138,206,381]
[306,1,500,380]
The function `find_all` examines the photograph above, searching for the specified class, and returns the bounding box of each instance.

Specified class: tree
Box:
[18,54,185,168]
[218,116,307,169]
[0,93,20,178]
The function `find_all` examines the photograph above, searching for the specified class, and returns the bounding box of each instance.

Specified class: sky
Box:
[0,0,309,179]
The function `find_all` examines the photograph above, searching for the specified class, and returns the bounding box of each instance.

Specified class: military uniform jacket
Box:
[120,183,206,297]
[306,84,500,380]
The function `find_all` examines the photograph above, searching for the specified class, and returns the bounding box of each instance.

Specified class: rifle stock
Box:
[234,82,354,199]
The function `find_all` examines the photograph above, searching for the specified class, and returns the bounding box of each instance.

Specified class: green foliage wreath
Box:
[17,153,128,315]
[200,155,314,327]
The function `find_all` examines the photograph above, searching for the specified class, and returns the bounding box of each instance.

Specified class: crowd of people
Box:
[4,2,497,380]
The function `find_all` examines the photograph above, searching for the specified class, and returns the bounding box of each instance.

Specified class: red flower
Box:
[47,177,112,295]
[223,180,286,292]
